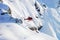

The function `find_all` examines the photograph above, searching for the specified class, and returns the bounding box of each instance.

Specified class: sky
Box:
[38,0,59,8]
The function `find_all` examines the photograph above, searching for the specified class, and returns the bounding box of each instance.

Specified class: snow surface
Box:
[0,0,60,40]
[0,23,56,40]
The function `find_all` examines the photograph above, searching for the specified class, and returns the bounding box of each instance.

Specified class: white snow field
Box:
[0,0,60,40]
[0,23,56,40]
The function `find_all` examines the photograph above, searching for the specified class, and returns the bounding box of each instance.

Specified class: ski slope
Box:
[0,23,56,40]
[0,0,60,40]
[3,0,44,29]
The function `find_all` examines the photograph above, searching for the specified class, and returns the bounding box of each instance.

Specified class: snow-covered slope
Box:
[2,0,44,30]
[0,0,60,40]
[0,23,56,40]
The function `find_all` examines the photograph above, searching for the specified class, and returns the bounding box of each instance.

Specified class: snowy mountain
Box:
[0,0,60,40]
